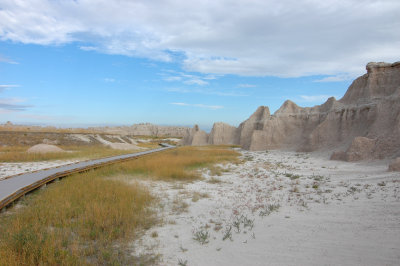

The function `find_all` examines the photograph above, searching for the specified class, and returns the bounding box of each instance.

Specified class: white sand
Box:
[0,160,79,180]
[131,149,400,265]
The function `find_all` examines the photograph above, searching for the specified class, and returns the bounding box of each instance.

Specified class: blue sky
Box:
[1,0,399,130]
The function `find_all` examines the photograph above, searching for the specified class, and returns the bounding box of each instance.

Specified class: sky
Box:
[0,0,399,130]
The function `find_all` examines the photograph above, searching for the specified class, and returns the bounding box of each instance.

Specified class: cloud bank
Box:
[1,0,399,78]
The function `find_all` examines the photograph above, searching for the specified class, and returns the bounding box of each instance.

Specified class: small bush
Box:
[193,229,210,245]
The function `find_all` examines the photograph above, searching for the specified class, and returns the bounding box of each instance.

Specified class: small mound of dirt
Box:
[27,144,65,153]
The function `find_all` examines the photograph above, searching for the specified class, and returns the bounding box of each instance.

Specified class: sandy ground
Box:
[0,160,79,180]
[94,135,144,150]
[131,149,400,266]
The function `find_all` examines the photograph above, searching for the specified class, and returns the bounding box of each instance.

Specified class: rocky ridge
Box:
[181,62,400,162]
[90,123,188,137]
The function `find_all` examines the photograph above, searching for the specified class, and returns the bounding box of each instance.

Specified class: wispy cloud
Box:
[0,98,32,112]
[104,78,115,82]
[299,95,337,102]
[0,55,18,64]
[166,87,248,97]
[163,71,212,86]
[314,74,352,83]
[183,78,208,86]
[164,76,182,82]
[0,84,31,112]
[170,102,223,110]
[0,84,19,92]
[237,83,256,88]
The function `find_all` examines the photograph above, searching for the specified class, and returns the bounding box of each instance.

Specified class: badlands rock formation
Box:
[180,125,208,146]
[181,62,400,161]
[91,123,188,137]
[208,122,237,145]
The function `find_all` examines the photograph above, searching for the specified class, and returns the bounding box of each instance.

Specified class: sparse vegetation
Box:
[207,177,223,184]
[193,229,210,245]
[285,172,301,180]
[222,225,233,241]
[191,191,210,202]
[172,197,189,214]
[311,175,325,181]
[178,258,188,266]
[259,203,280,217]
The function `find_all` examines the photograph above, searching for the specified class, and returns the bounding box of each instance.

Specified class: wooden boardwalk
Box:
[0,144,175,211]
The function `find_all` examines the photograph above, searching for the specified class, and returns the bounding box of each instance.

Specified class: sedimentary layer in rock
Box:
[183,61,400,160]
[91,123,189,137]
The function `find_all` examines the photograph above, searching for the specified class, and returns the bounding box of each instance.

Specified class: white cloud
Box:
[170,102,223,110]
[238,84,256,88]
[1,0,399,77]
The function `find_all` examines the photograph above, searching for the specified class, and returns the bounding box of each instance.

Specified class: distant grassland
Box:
[0,145,137,162]
[0,146,240,265]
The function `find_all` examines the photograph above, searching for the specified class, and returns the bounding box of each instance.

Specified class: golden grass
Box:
[136,141,161,149]
[0,145,240,264]
[0,145,136,162]
[107,145,241,181]
[0,170,155,265]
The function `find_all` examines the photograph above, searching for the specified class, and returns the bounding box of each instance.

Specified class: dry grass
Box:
[0,168,155,265]
[109,146,240,181]
[136,141,161,149]
[0,145,136,162]
[0,145,239,265]
[207,177,223,184]
[0,125,97,134]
